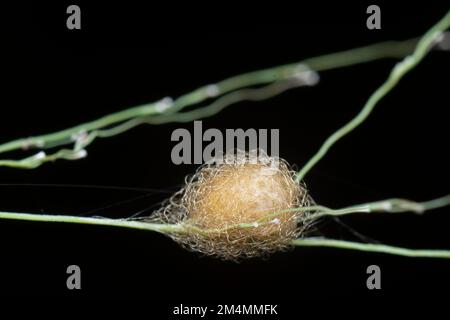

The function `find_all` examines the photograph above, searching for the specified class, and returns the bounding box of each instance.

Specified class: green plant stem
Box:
[0,79,309,169]
[0,211,183,234]
[0,38,418,168]
[228,195,450,228]
[2,194,448,235]
[1,13,449,260]
[295,10,450,183]
[308,194,450,219]
[291,238,450,259]
[0,193,449,259]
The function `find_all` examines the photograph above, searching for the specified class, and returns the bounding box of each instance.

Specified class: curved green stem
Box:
[295,9,450,182]
[0,38,418,167]
[0,78,312,169]
[292,238,450,259]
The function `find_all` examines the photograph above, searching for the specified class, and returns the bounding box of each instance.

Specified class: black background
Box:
[2,0,450,313]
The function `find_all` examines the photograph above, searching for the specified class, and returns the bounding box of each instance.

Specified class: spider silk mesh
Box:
[150,149,314,260]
